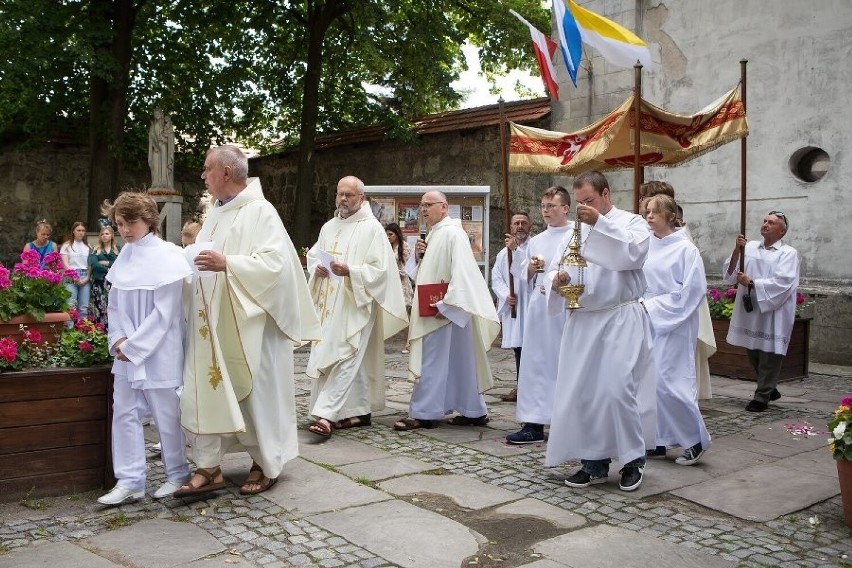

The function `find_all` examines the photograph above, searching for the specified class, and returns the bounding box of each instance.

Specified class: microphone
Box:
[418,226,427,261]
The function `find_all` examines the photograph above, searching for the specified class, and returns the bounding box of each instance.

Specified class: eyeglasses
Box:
[768,210,789,229]
[540,203,566,211]
[419,201,446,208]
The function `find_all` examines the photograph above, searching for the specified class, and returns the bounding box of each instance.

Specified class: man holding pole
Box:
[722,211,800,412]
[491,212,532,402]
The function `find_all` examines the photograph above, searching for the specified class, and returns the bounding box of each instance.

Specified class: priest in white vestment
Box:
[722,211,800,412]
[394,191,500,430]
[506,187,572,445]
[491,212,532,402]
[545,171,655,492]
[178,145,320,497]
[305,176,408,438]
[642,195,711,466]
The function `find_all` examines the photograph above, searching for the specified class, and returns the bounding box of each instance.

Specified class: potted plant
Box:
[0,307,114,500]
[706,287,812,381]
[0,249,76,342]
[828,396,852,527]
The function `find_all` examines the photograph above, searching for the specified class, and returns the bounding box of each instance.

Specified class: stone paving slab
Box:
[297,430,391,466]
[414,425,496,444]
[783,447,843,478]
[337,455,438,481]
[84,519,225,567]
[493,498,586,529]
[307,499,482,568]
[0,541,120,568]
[671,462,840,522]
[533,524,735,568]
[461,437,543,456]
[379,473,520,510]
[187,556,260,567]
[746,418,831,450]
[517,560,567,568]
[262,457,392,517]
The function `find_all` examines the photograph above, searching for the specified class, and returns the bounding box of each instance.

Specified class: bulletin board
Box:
[364,185,491,281]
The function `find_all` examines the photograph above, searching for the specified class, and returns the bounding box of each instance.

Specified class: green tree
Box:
[0,0,550,240]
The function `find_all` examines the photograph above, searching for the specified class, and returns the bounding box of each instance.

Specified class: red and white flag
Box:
[509,9,560,101]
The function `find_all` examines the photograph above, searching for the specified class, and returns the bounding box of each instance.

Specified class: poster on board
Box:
[398,202,421,233]
[461,221,483,261]
[370,197,395,226]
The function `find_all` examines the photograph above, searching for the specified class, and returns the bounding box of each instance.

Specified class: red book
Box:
[418,282,449,317]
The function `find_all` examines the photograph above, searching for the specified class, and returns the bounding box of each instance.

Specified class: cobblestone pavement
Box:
[0,338,850,567]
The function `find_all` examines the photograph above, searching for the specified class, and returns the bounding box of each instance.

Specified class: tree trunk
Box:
[86,0,138,227]
[292,0,349,247]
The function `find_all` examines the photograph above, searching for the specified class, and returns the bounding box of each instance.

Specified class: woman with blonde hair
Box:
[23,220,58,268]
[642,195,711,466]
[88,225,121,329]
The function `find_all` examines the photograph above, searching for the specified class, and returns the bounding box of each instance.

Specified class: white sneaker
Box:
[98,485,144,506]
[152,480,185,499]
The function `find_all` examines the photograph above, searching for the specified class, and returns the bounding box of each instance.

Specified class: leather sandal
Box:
[334,414,371,429]
[173,466,226,497]
[308,418,334,437]
[393,417,436,431]
[239,462,278,495]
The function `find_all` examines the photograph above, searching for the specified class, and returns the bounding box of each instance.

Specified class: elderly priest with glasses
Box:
[723,210,801,413]
[394,191,500,431]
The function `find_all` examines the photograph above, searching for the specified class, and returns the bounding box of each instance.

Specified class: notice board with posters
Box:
[363,185,491,282]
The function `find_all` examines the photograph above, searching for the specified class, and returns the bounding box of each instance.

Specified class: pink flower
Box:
[0,266,10,289]
[796,292,806,305]
[78,341,93,352]
[42,251,61,265]
[23,329,42,344]
[95,322,105,332]
[708,288,722,302]
[19,248,39,265]
[725,288,738,299]
[69,307,80,320]
[841,396,852,408]
[0,337,18,363]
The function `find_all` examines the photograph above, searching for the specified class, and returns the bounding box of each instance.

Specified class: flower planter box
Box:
[0,366,114,501]
[708,317,810,381]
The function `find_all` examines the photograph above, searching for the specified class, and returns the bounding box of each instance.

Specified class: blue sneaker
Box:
[506,425,544,445]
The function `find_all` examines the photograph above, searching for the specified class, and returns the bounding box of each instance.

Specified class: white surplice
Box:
[106,232,193,488]
[181,178,321,478]
[722,240,800,355]
[643,229,711,451]
[491,242,530,349]
[306,202,408,422]
[408,217,500,419]
[544,207,656,467]
[513,224,572,425]
[678,224,716,399]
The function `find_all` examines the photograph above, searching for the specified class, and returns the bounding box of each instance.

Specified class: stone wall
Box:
[548,0,852,364]
[251,122,552,258]
[0,141,205,264]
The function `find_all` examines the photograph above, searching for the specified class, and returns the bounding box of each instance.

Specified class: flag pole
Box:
[739,59,748,273]
[633,63,644,213]
[498,97,516,318]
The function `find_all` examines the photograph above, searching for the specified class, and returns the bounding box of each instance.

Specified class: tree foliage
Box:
[0,0,550,238]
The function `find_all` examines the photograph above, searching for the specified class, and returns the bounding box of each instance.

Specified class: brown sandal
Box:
[239,462,278,495]
[308,418,333,438]
[335,414,371,429]
[173,466,226,497]
[393,417,436,431]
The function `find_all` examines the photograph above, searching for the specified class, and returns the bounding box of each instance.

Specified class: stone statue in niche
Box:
[148,108,175,189]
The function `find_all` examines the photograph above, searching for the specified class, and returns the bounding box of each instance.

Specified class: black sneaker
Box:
[769,389,782,401]
[618,466,644,491]
[675,443,705,466]
[646,446,667,459]
[745,399,768,412]
[564,470,607,488]
[506,425,545,445]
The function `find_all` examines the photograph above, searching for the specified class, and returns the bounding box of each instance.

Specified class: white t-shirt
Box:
[61,240,90,270]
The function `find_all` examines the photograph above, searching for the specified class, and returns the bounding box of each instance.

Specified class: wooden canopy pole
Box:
[739,59,748,272]
[498,97,516,318]
[633,63,644,213]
